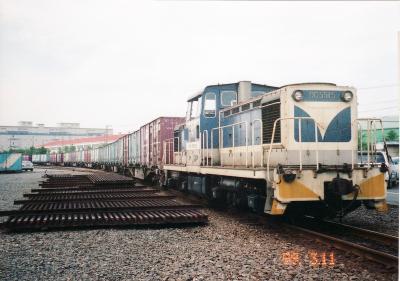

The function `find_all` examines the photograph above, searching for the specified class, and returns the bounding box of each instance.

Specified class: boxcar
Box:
[139,117,185,168]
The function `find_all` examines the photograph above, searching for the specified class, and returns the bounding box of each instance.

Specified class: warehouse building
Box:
[41,134,125,153]
[0,121,113,152]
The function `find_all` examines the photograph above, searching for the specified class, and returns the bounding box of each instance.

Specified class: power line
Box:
[358,99,399,105]
[359,106,398,113]
[358,84,400,90]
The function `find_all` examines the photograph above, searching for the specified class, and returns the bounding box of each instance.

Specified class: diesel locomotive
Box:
[42,81,390,218]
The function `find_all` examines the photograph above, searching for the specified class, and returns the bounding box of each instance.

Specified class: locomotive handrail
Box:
[210,121,249,167]
[252,119,263,168]
[202,130,209,166]
[353,118,387,170]
[267,117,320,183]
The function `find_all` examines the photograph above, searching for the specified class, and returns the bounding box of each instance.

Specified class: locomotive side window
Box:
[204,92,216,118]
[186,102,191,120]
[221,91,237,106]
[190,99,198,119]
[194,97,202,118]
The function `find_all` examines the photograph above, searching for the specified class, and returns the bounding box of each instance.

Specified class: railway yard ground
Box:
[0,167,398,281]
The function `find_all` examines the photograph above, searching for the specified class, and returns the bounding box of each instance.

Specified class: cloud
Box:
[0,1,399,132]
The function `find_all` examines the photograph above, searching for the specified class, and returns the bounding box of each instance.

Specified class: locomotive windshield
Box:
[204,92,216,118]
[186,96,202,120]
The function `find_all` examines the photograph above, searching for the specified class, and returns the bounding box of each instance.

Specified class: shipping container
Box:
[140,117,185,167]
[50,153,63,164]
[32,154,50,164]
[84,149,91,163]
[0,153,22,172]
[129,130,141,165]
[32,154,40,163]
[22,155,32,161]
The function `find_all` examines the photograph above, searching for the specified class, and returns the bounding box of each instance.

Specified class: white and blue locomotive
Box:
[163,81,388,218]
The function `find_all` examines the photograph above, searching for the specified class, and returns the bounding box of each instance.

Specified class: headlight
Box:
[341,91,353,102]
[292,90,303,102]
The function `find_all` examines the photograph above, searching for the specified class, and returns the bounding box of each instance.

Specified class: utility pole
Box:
[105,125,112,144]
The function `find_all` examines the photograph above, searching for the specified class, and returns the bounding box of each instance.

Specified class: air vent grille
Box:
[262,99,281,143]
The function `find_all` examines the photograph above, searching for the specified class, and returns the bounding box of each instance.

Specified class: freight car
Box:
[32,154,50,164]
[36,81,390,218]
[62,117,184,182]
[49,152,63,165]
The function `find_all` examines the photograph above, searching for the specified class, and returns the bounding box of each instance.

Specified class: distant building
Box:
[41,134,124,153]
[0,121,113,151]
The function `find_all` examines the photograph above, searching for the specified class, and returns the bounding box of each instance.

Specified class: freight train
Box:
[35,81,390,218]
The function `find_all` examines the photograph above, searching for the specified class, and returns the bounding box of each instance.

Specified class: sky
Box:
[0,1,399,134]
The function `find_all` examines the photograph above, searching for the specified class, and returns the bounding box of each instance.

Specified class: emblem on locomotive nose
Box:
[294,106,351,142]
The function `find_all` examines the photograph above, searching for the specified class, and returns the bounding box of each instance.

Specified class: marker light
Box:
[341,91,353,102]
[292,90,303,102]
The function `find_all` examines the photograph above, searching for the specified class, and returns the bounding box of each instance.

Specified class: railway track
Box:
[141,185,399,269]
[284,216,399,269]
[0,173,208,231]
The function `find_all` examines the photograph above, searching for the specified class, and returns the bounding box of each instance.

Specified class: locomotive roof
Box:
[280,82,337,88]
[186,82,278,102]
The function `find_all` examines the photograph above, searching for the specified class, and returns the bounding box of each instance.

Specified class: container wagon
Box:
[32,154,50,164]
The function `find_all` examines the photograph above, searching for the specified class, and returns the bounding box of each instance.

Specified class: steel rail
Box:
[24,188,157,197]
[0,209,208,231]
[284,223,398,269]
[14,195,176,204]
[322,219,398,248]
[0,203,204,216]
[31,186,137,192]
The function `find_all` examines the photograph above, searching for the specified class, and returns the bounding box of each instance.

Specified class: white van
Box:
[22,160,34,171]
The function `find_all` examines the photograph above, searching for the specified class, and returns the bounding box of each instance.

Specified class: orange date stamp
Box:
[281,250,335,266]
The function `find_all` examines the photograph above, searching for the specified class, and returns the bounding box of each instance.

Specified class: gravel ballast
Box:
[341,204,398,236]
[0,168,398,280]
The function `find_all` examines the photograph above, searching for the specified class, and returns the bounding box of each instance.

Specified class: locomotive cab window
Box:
[186,97,202,120]
[204,92,216,118]
[221,91,237,107]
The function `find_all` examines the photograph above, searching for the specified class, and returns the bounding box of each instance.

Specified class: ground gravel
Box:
[341,204,398,236]
[0,168,398,280]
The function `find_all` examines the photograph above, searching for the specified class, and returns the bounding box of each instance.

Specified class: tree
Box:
[63,145,76,153]
[38,147,48,154]
[386,130,399,142]
[358,132,368,150]
[1,146,49,155]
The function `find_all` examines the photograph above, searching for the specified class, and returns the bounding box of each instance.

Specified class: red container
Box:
[22,155,32,161]
[140,117,184,167]
[84,149,91,163]
[56,153,64,163]
[50,153,57,163]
